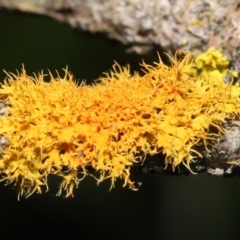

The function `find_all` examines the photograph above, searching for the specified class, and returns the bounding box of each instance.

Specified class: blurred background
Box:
[0,9,240,240]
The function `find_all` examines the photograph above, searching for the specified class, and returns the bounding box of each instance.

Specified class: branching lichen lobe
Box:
[0,49,240,198]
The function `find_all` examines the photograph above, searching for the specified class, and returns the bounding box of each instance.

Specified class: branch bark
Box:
[0,0,240,69]
[133,119,240,177]
[1,0,240,178]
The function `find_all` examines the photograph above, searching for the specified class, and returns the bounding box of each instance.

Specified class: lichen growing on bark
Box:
[0,48,240,198]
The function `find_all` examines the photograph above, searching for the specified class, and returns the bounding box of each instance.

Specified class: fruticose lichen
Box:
[0,48,240,198]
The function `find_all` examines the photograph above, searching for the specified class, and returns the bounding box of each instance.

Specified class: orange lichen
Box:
[0,50,240,198]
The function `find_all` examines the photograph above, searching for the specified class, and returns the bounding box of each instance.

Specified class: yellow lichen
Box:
[0,48,240,198]
[193,46,238,82]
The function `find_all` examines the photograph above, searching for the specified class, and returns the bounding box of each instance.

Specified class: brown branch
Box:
[0,1,239,65]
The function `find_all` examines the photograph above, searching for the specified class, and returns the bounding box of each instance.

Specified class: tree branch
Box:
[133,119,240,177]
[1,1,240,198]
[0,1,239,67]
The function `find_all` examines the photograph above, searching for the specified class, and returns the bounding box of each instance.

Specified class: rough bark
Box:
[132,119,240,177]
[0,0,240,68]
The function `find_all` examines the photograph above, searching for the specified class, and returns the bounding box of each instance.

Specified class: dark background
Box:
[0,9,240,240]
